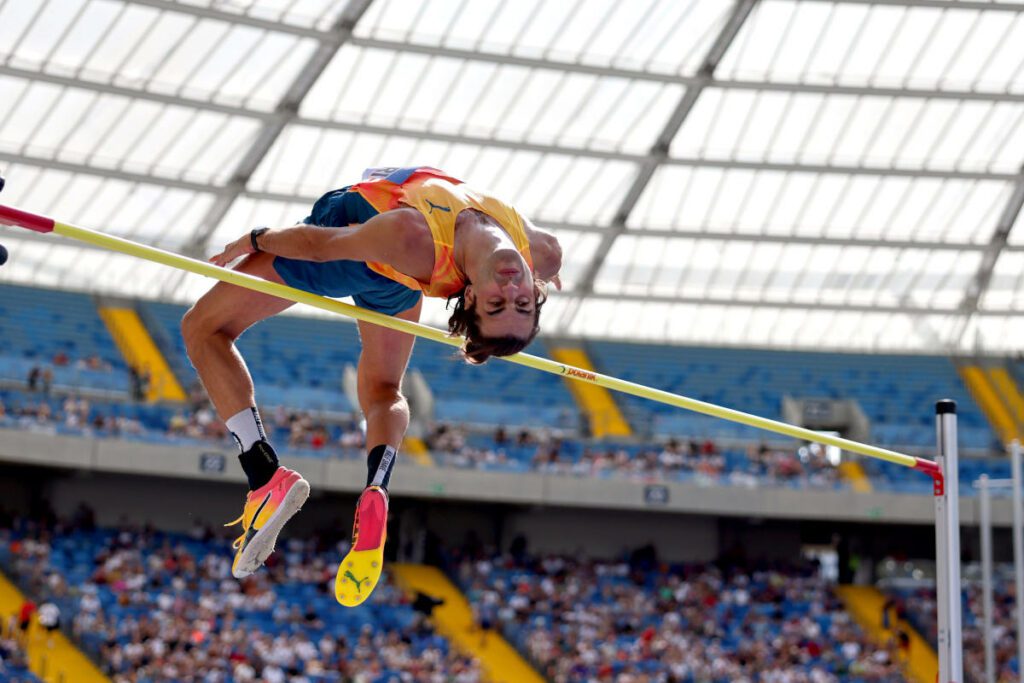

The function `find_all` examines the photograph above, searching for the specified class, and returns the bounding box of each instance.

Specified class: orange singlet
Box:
[350,167,534,299]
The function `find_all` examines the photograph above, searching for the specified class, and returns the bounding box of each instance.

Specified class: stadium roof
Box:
[1,0,1023,353]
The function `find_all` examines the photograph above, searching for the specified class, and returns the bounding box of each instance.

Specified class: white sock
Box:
[226,407,266,452]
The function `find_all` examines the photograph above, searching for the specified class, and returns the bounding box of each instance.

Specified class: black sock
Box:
[239,440,279,490]
[366,444,397,491]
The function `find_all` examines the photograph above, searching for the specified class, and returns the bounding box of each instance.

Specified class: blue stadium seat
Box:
[0,284,130,395]
[586,341,996,450]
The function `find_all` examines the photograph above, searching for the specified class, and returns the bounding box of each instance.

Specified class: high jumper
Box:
[181,166,563,606]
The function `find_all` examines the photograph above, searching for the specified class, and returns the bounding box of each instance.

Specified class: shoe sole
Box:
[335,545,385,607]
[233,478,310,578]
[335,489,387,607]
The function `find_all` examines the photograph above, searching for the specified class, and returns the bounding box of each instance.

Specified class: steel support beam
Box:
[542,222,993,252]
[572,0,759,306]
[2,113,1014,184]
[0,151,218,195]
[105,3,1024,103]
[834,0,1024,11]
[183,0,375,258]
[289,119,1017,179]
[121,0,1024,43]
[11,45,1024,111]
[661,157,1014,180]
[562,289,1018,316]
[349,37,1024,104]
[0,65,277,120]
[119,0,328,39]
[955,167,1024,343]
[3,151,1021,253]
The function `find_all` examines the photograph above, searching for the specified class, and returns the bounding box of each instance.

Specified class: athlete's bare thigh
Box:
[186,252,293,338]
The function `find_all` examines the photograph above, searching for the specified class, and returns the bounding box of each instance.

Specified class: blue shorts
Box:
[272,188,422,316]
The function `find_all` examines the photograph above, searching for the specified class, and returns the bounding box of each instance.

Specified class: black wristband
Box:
[250,227,269,253]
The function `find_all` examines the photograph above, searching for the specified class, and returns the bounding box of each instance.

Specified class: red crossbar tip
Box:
[0,205,55,233]
[912,457,944,496]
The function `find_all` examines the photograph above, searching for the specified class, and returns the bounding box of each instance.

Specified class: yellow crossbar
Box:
[0,205,929,471]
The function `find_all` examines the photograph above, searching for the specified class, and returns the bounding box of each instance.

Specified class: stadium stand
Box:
[883,564,1020,683]
[0,606,39,683]
[1,521,482,683]
[2,383,1017,497]
[0,284,130,396]
[586,341,997,450]
[0,283,1017,499]
[427,424,843,489]
[144,301,577,427]
[459,553,907,682]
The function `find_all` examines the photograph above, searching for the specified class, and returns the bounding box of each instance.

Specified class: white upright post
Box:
[935,399,963,683]
[1012,440,1024,683]
[979,475,995,683]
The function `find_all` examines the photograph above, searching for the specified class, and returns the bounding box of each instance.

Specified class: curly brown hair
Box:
[446,278,548,364]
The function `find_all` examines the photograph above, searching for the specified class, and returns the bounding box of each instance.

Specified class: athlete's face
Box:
[465,251,537,339]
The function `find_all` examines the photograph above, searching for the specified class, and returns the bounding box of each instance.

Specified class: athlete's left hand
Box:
[209,234,254,267]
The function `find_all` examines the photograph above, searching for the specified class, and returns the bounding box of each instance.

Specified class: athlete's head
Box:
[447,250,548,364]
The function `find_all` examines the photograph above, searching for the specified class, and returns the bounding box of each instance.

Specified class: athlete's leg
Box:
[181,252,309,578]
[336,298,422,607]
[357,298,423,452]
[181,252,292,421]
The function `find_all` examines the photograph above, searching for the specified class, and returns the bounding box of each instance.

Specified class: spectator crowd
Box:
[4,517,482,683]
[460,553,906,683]
[896,579,1019,683]
[426,422,841,488]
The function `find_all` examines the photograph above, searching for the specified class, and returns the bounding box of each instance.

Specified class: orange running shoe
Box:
[225,466,310,578]
[335,486,388,607]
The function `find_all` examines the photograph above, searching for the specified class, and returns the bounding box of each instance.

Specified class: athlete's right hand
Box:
[209,234,254,267]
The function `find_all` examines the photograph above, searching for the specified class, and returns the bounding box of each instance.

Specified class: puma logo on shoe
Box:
[344,570,369,591]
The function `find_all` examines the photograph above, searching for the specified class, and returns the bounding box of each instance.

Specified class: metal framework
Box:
[956,167,1024,339]
[184,0,374,258]
[1,0,1024,352]
[574,0,759,304]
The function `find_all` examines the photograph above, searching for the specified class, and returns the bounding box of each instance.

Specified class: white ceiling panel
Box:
[563,297,969,351]
[595,236,983,309]
[303,46,685,154]
[673,89,1024,172]
[631,166,1012,246]
[0,161,216,248]
[0,77,262,185]
[356,0,732,75]
[0,0,320,110]
[248,126,637,226]
[719,1,1024,93]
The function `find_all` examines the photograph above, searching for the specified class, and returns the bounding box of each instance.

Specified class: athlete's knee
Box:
[181,301,231,359]
[359,379,405,411]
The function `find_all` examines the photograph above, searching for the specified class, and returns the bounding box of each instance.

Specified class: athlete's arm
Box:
[522,216,563,289]
[209,208,432,276]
